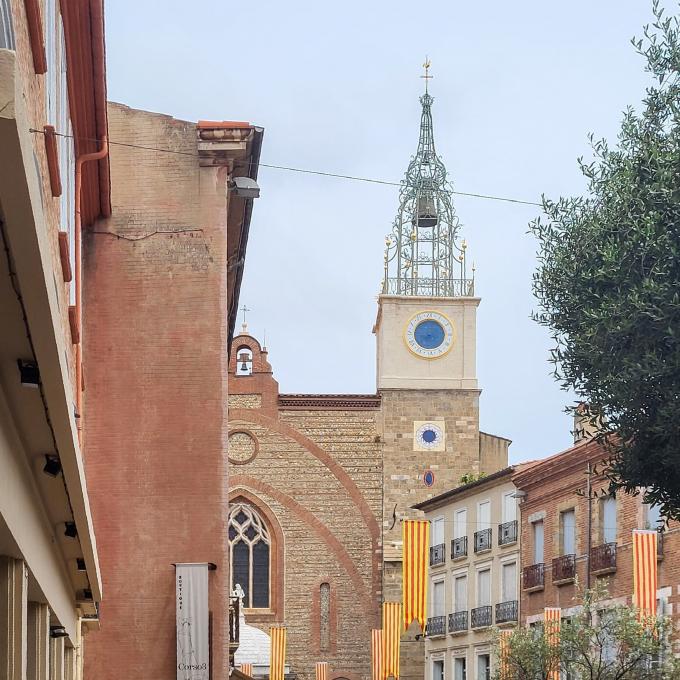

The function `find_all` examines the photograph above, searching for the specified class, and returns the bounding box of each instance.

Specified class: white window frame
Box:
[431,516,445,546]
[502,491,516,523]
[431,577,446,617]
[532,519,544,564]
[454,508,467,540]
[500,561,517,602]
[477,500,491,530]
[475,566,491,608]
[560,508,576,555]
[452,569,468,613]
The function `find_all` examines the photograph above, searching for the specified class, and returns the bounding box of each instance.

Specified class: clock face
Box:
[404,311,455,359]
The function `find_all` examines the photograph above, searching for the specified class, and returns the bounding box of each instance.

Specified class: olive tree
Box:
[531,1,680,517]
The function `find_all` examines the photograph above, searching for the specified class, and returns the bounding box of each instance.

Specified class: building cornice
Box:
[278,394,381,410]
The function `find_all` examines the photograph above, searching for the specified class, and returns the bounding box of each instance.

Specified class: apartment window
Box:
[454,508,467,539]
[433,659,444,680]
[477,569,490,607]
[600,496,617,543]
[477,501,490,530]
[453,657,466,680]
[560,509,576,555]
[0,0,14,49]
[454,574,467,612]
[646,502,663,530]
[432,517,445,545]
[476,654,490,680]
[533,520,544,563]
[432,580,445,617]
[501,562,517,602]
[502,492,516,523]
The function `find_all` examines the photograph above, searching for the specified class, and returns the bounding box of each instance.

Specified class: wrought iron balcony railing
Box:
[383,277,475,298]
[448,610,468,633]
[470,605,493,629]
[495,600,518,624]
[498,520,518,546]
[430,543,446,567]
[591,542,617,574]
[552,554,576,584]
[451,536,467,560]
[522,563,545,591]
[474,528,492,553]
[426,615,446,637]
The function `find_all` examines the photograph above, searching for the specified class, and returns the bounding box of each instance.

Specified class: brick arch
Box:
[330,672,361,680]
[229,488,284,623]
[229,408,381,602]
[231,475,376,623]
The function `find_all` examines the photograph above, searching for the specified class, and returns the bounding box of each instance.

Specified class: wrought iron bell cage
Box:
[382,88,474,298]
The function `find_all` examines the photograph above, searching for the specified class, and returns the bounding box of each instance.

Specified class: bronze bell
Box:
[414,193,437,228]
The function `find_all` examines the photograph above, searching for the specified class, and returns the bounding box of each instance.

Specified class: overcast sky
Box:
[105,1,655,463]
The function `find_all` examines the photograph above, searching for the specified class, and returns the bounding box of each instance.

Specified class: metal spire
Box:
[382,62,473,298]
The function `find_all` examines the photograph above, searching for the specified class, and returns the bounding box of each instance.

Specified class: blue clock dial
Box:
[414,319,445,349]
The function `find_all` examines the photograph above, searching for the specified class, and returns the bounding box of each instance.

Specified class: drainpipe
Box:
[73,137,109,429]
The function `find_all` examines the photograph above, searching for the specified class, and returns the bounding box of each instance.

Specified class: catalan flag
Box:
[270,626,286,680]
[544,607,561,680]
[633,530,658,623]
[315,662,329,680]
[402,519,429,632]
[499,630,512,679]
[371,629,383,680]
[382,602,401,680]
[240,664,254,677]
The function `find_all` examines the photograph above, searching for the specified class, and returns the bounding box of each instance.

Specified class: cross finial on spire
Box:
[240,305,250,333]
[421,57,432,93]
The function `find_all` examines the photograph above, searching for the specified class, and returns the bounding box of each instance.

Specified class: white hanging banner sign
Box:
[176,563,210,680]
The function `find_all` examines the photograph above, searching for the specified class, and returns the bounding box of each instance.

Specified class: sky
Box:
[105,0,656,463]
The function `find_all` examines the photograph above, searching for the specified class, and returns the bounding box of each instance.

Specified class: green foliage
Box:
[492,587,680,679]
[530,1,680,518]
[459,471,487,486]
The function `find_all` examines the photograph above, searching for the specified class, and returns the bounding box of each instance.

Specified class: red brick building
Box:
[82,105,263,679]
[514,436,679,642]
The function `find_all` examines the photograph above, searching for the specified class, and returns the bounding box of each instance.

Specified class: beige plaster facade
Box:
[374,295,479,391]
[413,469,522,680]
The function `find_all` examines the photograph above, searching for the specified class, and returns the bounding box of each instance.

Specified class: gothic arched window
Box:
[229,503,270,608]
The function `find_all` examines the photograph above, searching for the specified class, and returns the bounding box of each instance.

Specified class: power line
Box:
[29,127,542,207]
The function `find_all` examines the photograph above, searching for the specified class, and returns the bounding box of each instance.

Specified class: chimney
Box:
[572,403,599,444]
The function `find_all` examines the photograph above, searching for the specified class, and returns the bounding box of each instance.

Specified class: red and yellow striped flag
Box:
[371,629,383,680]
[402,519,429,632]
[315,662,329,680]
[382,602,402,680]
[499,630,512,679]
[633,530,658,623]
[240,664,254,677]
[270,626,286,680]
[544,608,561,680]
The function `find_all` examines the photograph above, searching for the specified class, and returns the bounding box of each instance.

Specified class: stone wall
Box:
[228,332,382,680]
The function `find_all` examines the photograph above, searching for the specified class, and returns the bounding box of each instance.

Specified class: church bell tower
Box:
[375,71,494,680]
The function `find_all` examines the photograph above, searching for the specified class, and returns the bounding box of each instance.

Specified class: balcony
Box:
[448,610,468,634]
[498,520,518,546]
[229,596,240,664]
[474,528,492,554]
[552,554,576,584]
[470,605,493,629]
[451,536,468,560]
[591,542,617,575]
[426,615,446,637]
[430,543,446,567]
[495,600,518,624]
[522,563,545,591]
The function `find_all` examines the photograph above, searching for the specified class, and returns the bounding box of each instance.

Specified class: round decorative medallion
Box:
[415,422,444,450]
[423,470,435,487]
[228,430,259,465]
[404,310,455,359]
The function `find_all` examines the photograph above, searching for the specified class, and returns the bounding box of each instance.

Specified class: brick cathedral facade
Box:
[228,78,511,680]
